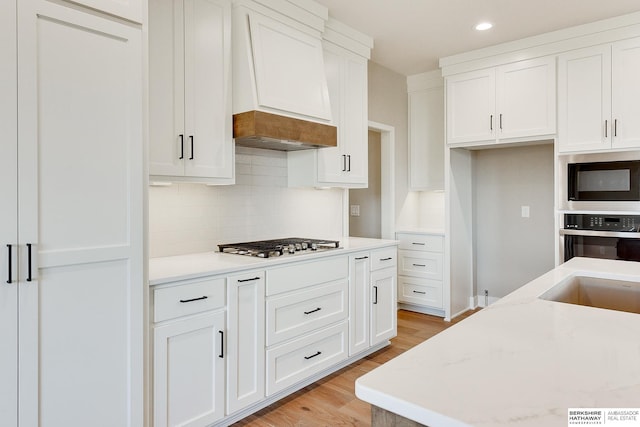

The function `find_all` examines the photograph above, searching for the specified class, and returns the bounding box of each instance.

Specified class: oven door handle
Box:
[560,229,640,239]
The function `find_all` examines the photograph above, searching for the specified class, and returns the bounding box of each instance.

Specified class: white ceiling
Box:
[313,0,640,76]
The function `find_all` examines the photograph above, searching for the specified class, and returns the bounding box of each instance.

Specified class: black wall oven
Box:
[562,214,640,262]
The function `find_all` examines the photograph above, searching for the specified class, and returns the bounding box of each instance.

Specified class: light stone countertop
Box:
[355,257,640,427]
[149,236,398,285]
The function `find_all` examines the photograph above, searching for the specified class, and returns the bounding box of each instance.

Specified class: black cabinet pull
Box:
[6,244,11,284]
[26,243,32,282]
[499,113,503,130]
[179,295,208,303]
[342,154,346,172]
[373,285,378,305]
[413,290,426,295]
[605,120,608,138]
[347,154,351,172]
[304,307,321,315]
[614,119,618,137]
[355,256,369,260]
[412,242,426,246]
[490,114,493,131]
[189,135,194,160]
[218,331,224,358]
[237,276,260,283]
[304,351,322,360]
[380,257,392,261]
[413,263,426,267]
[179,134,184,159]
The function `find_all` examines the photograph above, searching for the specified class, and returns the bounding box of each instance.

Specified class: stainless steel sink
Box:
[539,275,640,314]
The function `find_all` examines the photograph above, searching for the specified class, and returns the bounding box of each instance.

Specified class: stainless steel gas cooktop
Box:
[218,238,340,258]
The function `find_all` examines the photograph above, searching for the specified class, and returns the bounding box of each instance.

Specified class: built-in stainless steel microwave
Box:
[568,160,640,202]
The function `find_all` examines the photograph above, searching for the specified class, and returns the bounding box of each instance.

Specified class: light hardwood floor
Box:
[232,308,480,427]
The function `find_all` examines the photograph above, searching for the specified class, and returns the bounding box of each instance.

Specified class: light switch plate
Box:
[350,205,360,216]
[521,205,530,218]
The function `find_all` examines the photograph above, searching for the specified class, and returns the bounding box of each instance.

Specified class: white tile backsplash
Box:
[149,147,345,258]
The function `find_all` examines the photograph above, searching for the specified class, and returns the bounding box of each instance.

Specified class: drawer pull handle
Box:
[413,290,426,294]
[304,351,322,360]
[218,330,224,358]
[412,242,426,245]
[380,257,393,261]
[179,295,208,303]
[355,256,369,260]
[373,285,378,304]
[6,244,12,284]
[413,264,426,267]
[238,276,260,283]
[304,307,321,315]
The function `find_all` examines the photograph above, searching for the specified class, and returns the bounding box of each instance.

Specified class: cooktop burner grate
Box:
[218,237,340,258]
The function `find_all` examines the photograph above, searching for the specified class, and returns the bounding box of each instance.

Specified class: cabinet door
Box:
[558,45,612,152]
[349,253,370,355]
[0,1,17,425]
[154,311,226,427]
[446,69,496,144]
[183,0,234,179]
[149,0,187,176]
[408,87,444,190]
[227,272,265,414]
[370,268,397,346]
[612,37,640,149]
[341,53,368,185]
[17,2,144,425]
[497,57,556,140]
[249,12,331,121]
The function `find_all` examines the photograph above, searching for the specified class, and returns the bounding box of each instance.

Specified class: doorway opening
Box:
[346,121,395,240]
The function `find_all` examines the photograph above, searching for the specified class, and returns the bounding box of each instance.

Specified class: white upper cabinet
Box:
[149,0,234,183]
[446,68,495,145]
[231,0,331,122]
[446,56,556,146]
[64,0,143,22]
[288,17,373,188]
[611,38,640,149]
[558,37,640,153]
[407,71,444,191]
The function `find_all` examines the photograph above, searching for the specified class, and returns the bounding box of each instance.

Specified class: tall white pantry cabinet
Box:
[2,0,145,426]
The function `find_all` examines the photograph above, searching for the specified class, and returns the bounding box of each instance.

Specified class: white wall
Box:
[149,147,344,258]
[473,144,555,299]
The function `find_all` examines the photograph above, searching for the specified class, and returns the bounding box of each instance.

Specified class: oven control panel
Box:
[564,214,640,232]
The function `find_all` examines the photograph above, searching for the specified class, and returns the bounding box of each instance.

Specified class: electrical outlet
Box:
[521,205,530,218]
[350,205,360,216]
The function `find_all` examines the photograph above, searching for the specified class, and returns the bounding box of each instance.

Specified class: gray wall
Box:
[350,131,381,238]
[473,144,555,299]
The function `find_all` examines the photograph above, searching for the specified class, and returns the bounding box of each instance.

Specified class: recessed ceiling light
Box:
[475,22,493,31]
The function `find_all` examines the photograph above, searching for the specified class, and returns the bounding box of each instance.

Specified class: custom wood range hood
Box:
[233,111,337,151]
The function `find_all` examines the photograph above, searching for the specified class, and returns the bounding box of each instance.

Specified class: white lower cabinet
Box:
[396,232,445,315]
[154,311,226,427]
[226,271,265,414]
[153,278,226,427]
[151,246,398,426]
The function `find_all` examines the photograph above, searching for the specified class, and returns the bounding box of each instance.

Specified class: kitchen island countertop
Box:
[149,236,398,285]
[356,257,640,427]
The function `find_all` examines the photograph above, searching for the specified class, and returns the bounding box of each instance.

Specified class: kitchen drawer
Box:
[398,276,443,309]
[266,322,348,396]
[396,233,444,253]
[399,250,443,280]
[370,247,397,271]
[154,277,226,323]
[266,255,348,296]
[266,280,348,346]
